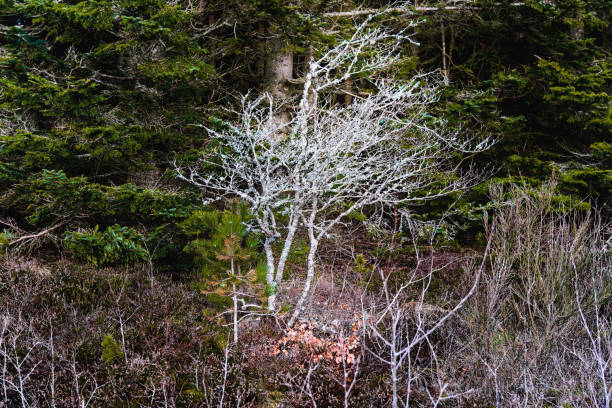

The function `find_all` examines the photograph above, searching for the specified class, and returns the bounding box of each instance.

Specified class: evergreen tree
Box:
[181,204,264,343]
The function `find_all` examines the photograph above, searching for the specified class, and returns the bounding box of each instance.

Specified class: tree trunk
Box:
[266,35,293,126]
[391,319,399,408]
[275,213,299,285]
[231,258,238,344]
[288,226,318,326]
[264,237,277,311]
[570,9,584,41]
[440,18,449,85]
[232,285,238,344]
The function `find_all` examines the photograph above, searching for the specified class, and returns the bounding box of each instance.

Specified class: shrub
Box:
[101,334,124,364]
[64,224,148,266]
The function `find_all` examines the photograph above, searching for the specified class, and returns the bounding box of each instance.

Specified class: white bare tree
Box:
[177,13,492,317]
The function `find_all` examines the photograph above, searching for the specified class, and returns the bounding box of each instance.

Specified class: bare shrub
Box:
[0,261,260,407]
[450,182,611,407]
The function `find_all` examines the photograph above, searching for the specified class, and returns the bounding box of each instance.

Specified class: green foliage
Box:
[412,0,612,228]
[0,0,333,274]
[64,225,148,266]
[101,334,124,364]
[139,57,214,88]
[0,0,609,269]
[0,0,222,271]
[347,210,367,222]
[0,232,9,250]
[353,253,373,275]
[3,169,196,224]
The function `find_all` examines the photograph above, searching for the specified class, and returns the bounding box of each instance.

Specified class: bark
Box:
[289,204,319,326]
[275,214,300,285]
[231,258,238,344]
[266,35,293,126]
[440,18,449,85]
[264,237,277,311]
[232,283,238,343]
[391,318,399,408]
[288,234,318,326]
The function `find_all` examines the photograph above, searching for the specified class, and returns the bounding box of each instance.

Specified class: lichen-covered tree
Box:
[178,13,493,318]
